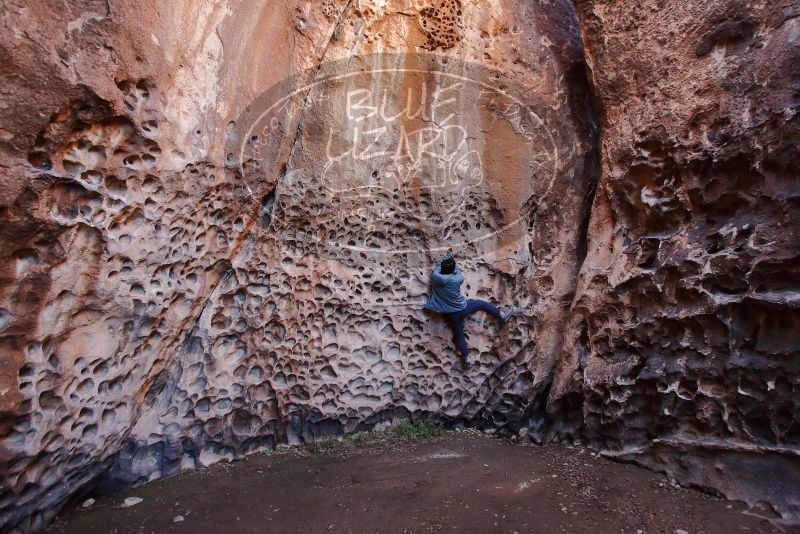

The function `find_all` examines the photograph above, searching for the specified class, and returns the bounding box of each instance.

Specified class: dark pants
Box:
[444,299,502,359]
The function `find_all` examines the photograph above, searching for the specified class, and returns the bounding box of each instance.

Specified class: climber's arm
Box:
[430,250,454,285]
[431,260,445,285]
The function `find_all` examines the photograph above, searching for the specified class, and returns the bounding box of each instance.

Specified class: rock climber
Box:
[425,250,520,365]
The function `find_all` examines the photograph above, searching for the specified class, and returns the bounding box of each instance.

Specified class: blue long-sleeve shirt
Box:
[425,252,467,313]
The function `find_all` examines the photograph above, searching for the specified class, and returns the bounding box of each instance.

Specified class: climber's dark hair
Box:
[441,257,456,275]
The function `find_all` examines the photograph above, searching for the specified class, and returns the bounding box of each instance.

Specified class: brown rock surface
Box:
[0,0,797,531]
[0,1,595,530]
[551,0,800,523]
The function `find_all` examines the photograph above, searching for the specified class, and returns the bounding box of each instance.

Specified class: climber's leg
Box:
[463,298,502,319]
[445,300,506,364]
[446,314,470,363]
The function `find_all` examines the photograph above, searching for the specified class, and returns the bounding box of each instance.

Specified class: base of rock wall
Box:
[606,439,800,525]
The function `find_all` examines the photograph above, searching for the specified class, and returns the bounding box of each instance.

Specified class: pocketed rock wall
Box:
[550,0,800,523]
[0,1,596,530]
[2,0,798,530]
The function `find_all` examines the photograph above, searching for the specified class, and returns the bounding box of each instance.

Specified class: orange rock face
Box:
[0,1,596,529]
[0,0,797,530]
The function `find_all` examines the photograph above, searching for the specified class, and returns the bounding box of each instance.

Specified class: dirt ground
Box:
[49,430,785,534]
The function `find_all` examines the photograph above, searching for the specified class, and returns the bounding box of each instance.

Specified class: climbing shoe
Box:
[501,307,524,321]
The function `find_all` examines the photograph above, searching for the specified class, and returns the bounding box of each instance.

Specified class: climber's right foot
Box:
[501,307,524,322]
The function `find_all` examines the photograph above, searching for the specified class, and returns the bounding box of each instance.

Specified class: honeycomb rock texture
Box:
[0,1,595,530]
[0,0,797,531]
[550,0,800,523]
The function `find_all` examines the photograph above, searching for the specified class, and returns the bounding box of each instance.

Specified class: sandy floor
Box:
[49,431,782,533]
